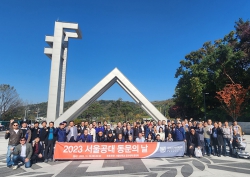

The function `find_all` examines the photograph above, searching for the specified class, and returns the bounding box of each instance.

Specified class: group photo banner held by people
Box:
[54,142,185,160]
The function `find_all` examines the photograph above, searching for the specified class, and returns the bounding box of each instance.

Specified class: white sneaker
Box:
[13,165,18,170]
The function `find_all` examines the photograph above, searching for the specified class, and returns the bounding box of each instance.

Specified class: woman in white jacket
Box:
[158,127,165,141]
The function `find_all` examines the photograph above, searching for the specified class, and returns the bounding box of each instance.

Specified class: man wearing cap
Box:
[55,122,69,142]
[173,121,186,142]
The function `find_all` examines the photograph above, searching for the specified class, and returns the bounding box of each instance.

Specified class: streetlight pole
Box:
[203,93,209,122]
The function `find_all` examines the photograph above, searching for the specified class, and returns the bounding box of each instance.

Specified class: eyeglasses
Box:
[20,140,25,141]
[13,125,18,126]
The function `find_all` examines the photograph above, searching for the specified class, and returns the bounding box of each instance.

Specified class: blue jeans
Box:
[223,138,233,156]
[6,145,15,167]
[13,155,31,168]
[204,138,211,155]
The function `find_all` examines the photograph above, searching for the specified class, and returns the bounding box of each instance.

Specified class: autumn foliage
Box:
[216,84,250,121]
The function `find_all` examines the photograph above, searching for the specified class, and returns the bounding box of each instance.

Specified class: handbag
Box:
[195,148,203,157]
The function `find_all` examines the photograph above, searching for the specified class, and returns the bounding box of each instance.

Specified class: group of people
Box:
[4,118,243,169]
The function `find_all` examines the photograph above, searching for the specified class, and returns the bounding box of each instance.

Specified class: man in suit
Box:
[12,137,33,169]
[124,124,133,141]
[66,121,78,142]
[77,121,85,135]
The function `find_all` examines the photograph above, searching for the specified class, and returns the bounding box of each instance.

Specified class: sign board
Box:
[54,142,185,159]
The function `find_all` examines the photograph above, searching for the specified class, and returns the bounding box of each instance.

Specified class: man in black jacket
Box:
[31,137,43,164]
[30,122,40,143]
[44,122,56,163]
[211,122,224,157]
[96,131,106,142]
[188,128,201,157]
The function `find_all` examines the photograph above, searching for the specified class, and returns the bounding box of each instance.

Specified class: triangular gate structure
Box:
[54,68,167,125]
[44,21,167,125]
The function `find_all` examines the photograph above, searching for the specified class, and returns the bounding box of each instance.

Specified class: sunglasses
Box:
[20,139,26,141]
[13,125,18,126]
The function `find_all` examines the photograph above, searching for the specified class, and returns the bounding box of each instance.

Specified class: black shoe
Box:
[48,158,53,162]
[218,155,221,157]
[44,159,48,163]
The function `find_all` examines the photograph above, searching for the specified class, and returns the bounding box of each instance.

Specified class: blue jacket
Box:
[55,128,68,142]
[95,126,104,134]
[174,127,185,141]
[77,134,93,142]
[116,138,125,142]
[145,127,156,140]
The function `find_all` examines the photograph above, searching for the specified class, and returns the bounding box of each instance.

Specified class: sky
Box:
[0,0,250,104]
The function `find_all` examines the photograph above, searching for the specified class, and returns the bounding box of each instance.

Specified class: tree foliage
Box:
[215,84,250,120]
[0,84,23,120]
[174,19,250,121]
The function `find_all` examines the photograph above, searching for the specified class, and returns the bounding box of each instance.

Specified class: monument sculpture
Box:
[44,21,167,125]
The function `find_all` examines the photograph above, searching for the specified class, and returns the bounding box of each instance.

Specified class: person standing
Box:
[5,120,23,167]
[77,121,86,135]
[12,137,33,169]
[196,122,205,156]
[222,121,233,156]
[124,124,133,142]
[174,121,186,142]
[203,122,212,156]
[44,122,56,163]
[88,124,96,142]
[187,128,201,158]
[30,122,40,143]
[211,122,223,157]
[55,122,69,142]
[66,121,78,142]
[21,121,31,143]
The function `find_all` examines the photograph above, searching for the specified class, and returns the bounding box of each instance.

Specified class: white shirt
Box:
[70,127,74,136]
[14,129,19,133]
[88,128,96,142]
[20,144,26,158]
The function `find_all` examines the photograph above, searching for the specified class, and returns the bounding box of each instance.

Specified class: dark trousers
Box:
[31,154,43,163]
[44,140,54,159]
[213,145,222,155]
[188,143,195,156]
[200,140,205,155]
[69,136,76,142]
[223,138,233,156]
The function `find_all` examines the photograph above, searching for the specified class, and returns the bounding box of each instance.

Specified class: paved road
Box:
[0,132,250,177]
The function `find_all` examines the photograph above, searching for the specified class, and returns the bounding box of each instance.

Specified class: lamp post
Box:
[203,93,209,121]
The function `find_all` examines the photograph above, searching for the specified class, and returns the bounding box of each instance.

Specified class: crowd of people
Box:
[4,118,244,169]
